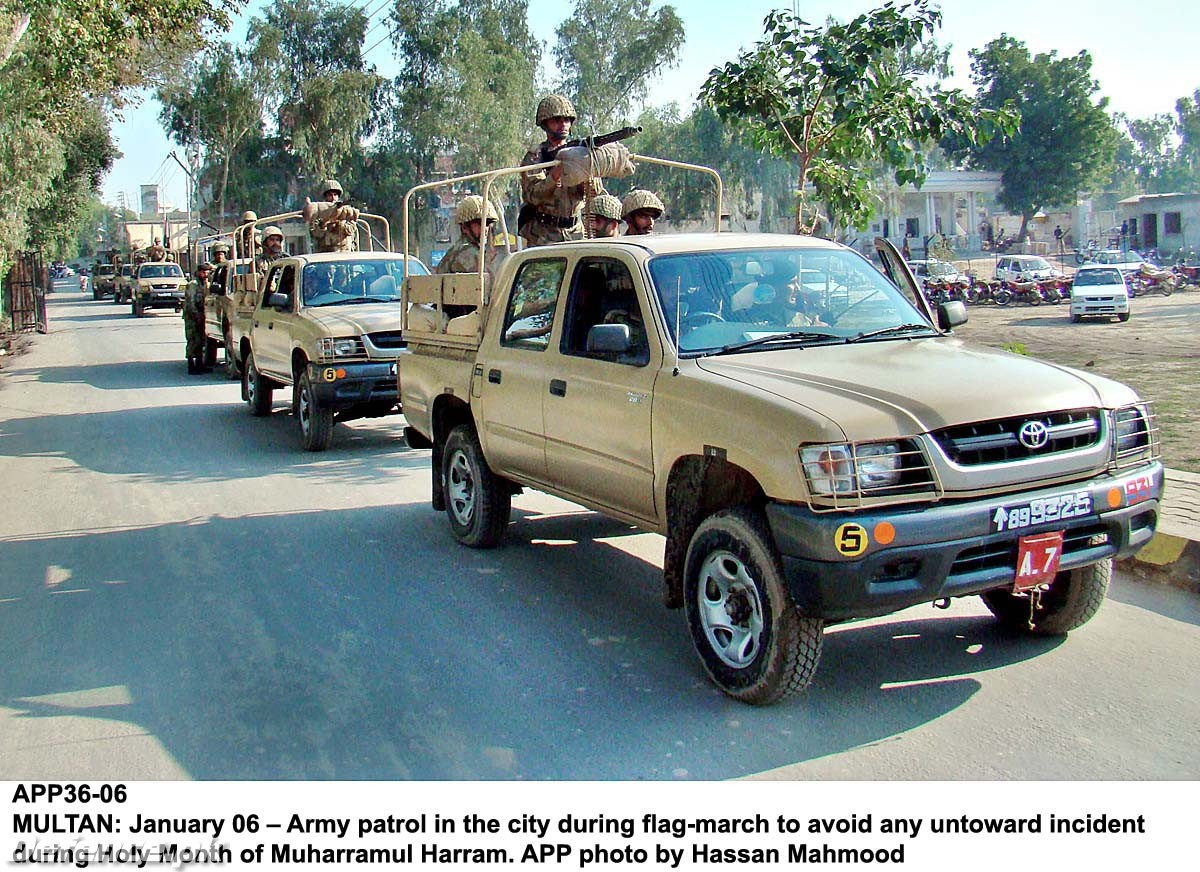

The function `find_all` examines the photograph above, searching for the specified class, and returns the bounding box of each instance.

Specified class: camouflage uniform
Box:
[436,196,499,278]
[519,95,586,247]
[307,204,359,252]
[182,263,212,373]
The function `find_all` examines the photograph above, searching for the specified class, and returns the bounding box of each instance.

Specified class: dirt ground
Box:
[951,287,1200,472]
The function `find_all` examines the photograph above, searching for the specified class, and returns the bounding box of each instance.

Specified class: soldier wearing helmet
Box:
[210,240,230,264]
[519,94,593,247]
[622,190,664,236]
[256,225,285,274]
[304,179,359,252]
[436,195,501,279]
[585,194,623,239]
[183,261,214,375]
[148,237,167,261]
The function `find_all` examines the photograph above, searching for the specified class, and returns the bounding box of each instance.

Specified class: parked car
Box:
[908,258,969,284]
[1069,265,1130,323]
[1093,249,1148,279]
[993,255,1063,283]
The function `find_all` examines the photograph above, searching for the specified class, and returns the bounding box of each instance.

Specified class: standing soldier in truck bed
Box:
[303,179,359,252]
[519,94,591,248]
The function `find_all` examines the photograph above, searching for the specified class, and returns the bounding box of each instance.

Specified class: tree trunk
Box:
[1018,213,1031,243]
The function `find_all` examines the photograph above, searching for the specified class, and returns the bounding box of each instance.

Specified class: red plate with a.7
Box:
[1014,531,1065,591]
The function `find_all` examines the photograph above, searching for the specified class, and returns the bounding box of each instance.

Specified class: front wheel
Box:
[242,350,274,416]
[981,558,1111,635]
[993,288,1013,307]
[296,370,334,451]
[132,298,144,317]
[443,424,511,548]
[684,507,824,704]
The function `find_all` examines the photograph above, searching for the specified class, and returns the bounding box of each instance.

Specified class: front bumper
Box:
[1072,296,1128,316]
[138,289,185,309]
[306,360,400,411]
[765,463,1163,621]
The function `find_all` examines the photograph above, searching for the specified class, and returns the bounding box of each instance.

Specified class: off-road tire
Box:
[683,507,824,704]
[132,299,144,317]
[982,558,1111,635]
[443,424,511,548]
[243,351,274,417]
[296,370,334,452]
[1070,313,1081,323]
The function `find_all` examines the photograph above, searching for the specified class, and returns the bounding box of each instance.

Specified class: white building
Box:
[1116,193,1200,256]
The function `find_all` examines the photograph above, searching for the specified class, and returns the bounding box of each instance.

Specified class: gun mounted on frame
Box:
[538,125,643,163]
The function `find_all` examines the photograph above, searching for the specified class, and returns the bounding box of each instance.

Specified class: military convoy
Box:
[394,160,1164,704]
[129,261,186,316]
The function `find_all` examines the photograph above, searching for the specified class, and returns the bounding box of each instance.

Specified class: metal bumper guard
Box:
[766,463,1164,621]
[307,360,399,408]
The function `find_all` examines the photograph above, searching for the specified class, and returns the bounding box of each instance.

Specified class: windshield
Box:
[925,261,956,278]
[302,258,429,306]
[1017,257,1052,271]
[649,247,931,354]
[1074,268,1124,286]
[96,266,115,276]
[139,264,183,278]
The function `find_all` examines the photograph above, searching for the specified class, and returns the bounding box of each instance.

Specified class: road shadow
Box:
[29,360,219,390]
[0,402,419,484]
[0,505,1060,780]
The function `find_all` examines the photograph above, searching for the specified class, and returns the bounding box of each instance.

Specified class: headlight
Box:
[1111,404,1158,463]
[318,337,363,359]
[801,442,902,496]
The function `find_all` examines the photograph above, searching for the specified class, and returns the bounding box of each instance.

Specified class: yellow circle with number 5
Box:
[834,523,869,556]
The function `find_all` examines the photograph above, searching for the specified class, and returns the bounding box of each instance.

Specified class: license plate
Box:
[1014,531,1064,591]
[992,490,1092,533]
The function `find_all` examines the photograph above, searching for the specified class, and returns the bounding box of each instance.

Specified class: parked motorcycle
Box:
[1074,239,1099,264]
[995,279,1042,307]
[1135,263,1177,296]
[1038,277,1072,304]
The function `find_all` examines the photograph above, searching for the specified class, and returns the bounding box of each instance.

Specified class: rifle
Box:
[518,126,643,231]
[540,125,643,162]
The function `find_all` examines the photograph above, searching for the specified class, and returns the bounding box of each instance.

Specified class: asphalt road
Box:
[1,283,1197,780]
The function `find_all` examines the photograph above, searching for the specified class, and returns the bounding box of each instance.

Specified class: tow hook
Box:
[933,598,952,610]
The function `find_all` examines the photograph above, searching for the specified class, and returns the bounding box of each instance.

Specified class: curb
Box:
[1117,468,1200,595]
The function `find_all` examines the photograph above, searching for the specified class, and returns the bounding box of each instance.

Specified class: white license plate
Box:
[992,490,1092,533]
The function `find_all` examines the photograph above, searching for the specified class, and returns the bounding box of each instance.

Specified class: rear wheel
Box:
[243,351,274,416]
[132,298,144,317]
[684,507,824,704]
[982,558,1111,635]
[443,424,511,548]
[296,370,334,451]
[993,288,1013,307]
[1069,313,1081,323]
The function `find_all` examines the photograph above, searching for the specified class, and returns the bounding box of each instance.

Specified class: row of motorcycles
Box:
[923,264,1186,308]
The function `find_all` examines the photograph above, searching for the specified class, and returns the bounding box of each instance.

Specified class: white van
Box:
[1070,265,1130,323]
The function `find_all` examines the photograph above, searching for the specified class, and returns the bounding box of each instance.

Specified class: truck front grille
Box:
[933,408,1102,466]
[366,330,406,350]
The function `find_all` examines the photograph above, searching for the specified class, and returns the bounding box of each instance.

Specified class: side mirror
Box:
[587,323,631,353]
[938,300,968,331]
[268,292,290,310]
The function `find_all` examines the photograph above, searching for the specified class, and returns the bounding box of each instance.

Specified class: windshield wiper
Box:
[848,323,936,343]
[322,295,397,305]
[703,329,842,357]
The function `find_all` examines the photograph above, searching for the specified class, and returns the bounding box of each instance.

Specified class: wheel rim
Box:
[246,357,256,406]
[298,380,312,436]
[696,550,765,668]
[446,449,476,526]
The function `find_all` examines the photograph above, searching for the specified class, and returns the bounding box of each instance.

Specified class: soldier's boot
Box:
[187,357,200,375]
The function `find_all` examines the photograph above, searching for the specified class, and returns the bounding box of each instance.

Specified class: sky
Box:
[101,0,1200,212]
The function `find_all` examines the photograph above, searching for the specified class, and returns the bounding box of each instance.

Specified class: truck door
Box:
[542,256,657,522]
[476,257,568,486]
[251,265,296,379]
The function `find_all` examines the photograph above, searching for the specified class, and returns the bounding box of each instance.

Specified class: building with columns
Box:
[866,170,1003,254]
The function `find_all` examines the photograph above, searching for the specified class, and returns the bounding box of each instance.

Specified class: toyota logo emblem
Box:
[1019,420,1050,450]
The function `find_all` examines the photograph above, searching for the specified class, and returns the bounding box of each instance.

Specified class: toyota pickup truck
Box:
[398,222,1163,704]
[131,261,186,316]
[239,250,429,450]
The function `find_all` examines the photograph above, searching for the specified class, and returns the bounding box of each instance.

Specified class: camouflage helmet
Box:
[454,195,498,225]
[262,225,284,242]
[536,94,576,127]
[211,240,229,253]
[241,210,258,224]
[587,194,622,222]
[196,261,213,274]
[622,189,664,220]
[320,179,343,197]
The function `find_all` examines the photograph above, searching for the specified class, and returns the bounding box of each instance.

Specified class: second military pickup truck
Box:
[398,230,1163,705]
[239,251,429,450]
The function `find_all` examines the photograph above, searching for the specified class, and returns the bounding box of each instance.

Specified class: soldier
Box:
[210,241,230,264]
[585,194,623,239]
[622,190,664,236]
[148,237,167,261]
[183,262,213,375]
[257,226,285,273]
[519,94,592,247]
[304,179,359,252]
[436,196,499,277]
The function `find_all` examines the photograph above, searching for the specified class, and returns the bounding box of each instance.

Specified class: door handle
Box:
[549,378,567,397]
[267,322,273,329]
[488,368,502,384]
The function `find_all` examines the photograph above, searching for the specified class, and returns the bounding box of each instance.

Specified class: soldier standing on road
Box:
[621,190,664,236]
[183,262,213,375]
[519,94,591,248]
[585,194,623,238]
[437,196,500,278]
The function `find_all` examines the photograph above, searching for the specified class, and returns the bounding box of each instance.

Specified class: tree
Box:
[952,35,1117,241]
[552,0,684,132]
[701,1,1011,234]
[158,43,274,224]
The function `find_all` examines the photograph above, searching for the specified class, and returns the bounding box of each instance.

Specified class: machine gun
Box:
[518,126,643,231]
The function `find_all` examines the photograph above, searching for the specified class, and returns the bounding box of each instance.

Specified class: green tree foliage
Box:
[552,0,684,132]
[952,35,1117,241]
[0,0,231,271]
[701,1,1010,234]
[158,42,274,224]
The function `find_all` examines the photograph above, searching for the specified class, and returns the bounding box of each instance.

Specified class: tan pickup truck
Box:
[130,261,186,316]
[398,219,1164,704]
[239,251,429,450]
